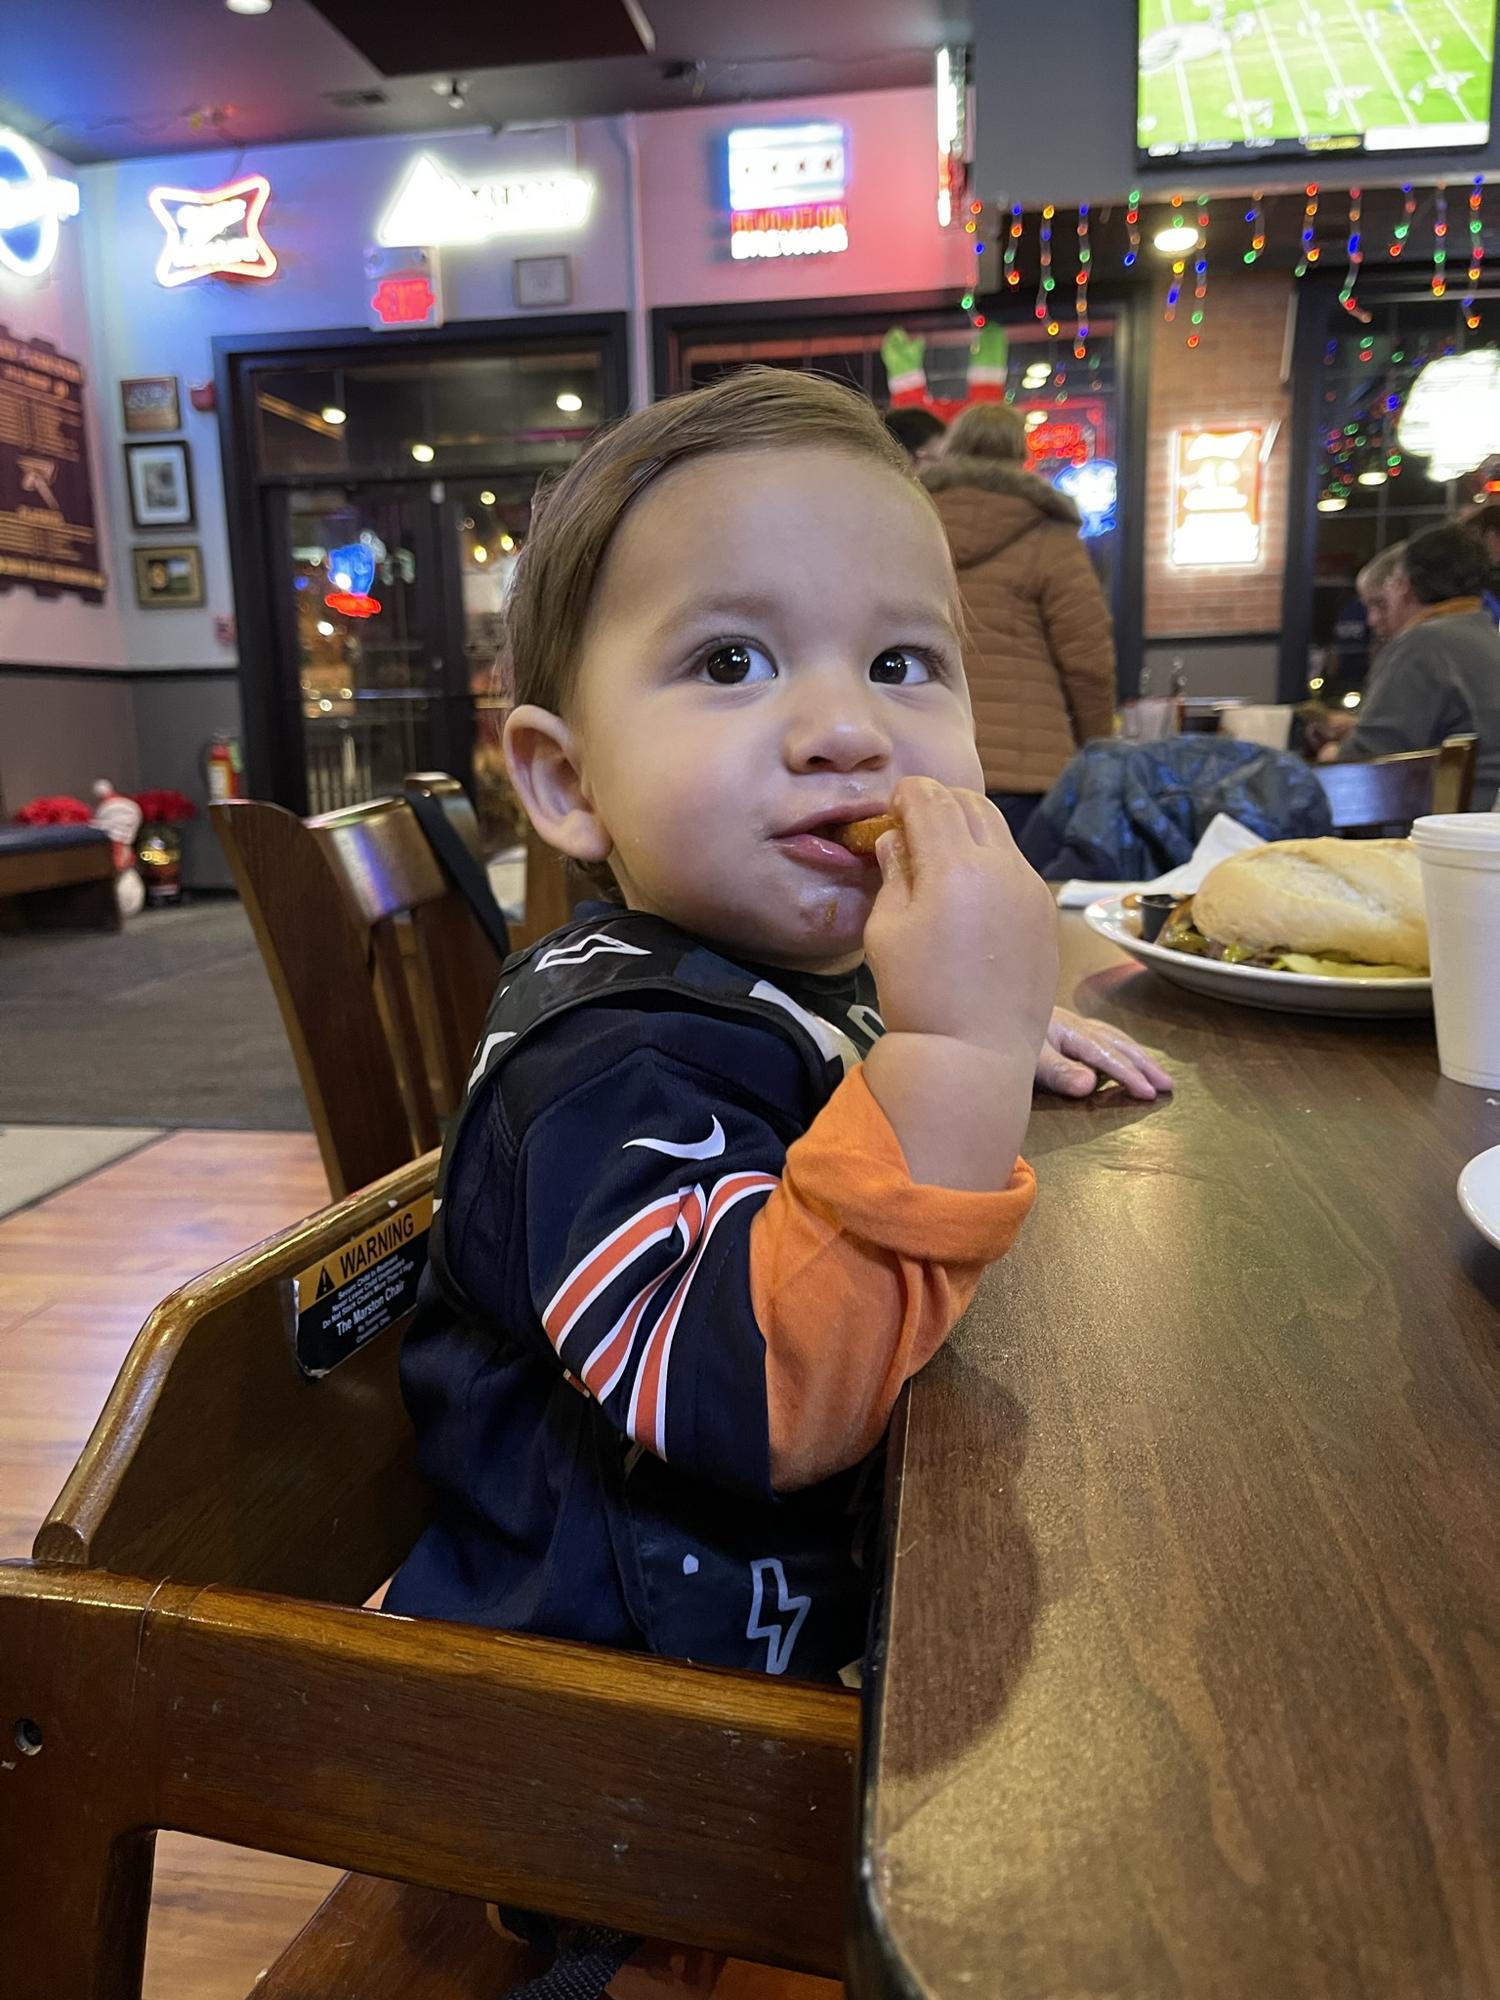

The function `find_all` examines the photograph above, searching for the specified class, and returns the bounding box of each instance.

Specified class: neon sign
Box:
[728,123,849,261]
[1053,459,1118,540]
[0,130,80,279]
[376,155,594,248]
[149,174,277,287]
[1171,429,1264,567]
[325,543,380,618]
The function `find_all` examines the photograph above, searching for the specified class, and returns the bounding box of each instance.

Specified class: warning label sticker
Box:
[292,1194,433,1377]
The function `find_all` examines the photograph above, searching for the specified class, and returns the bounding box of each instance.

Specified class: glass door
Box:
[270,482,469,817]
[443,475,535,850]
[234,323,627,842]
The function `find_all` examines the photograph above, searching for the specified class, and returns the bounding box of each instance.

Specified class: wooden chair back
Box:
[1433,732,1479,814]
[34,1152,436,1604]
[213,793,504,1197]
[1314,735,1479,832]
[1313,746,1441,832]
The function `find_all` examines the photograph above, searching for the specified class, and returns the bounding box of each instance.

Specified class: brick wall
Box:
[1144,272,1294,639]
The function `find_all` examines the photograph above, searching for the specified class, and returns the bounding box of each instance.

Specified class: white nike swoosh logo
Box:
[624,1117,726,1161]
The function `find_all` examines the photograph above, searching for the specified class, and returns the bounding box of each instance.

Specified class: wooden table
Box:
[856,916,1500,2000]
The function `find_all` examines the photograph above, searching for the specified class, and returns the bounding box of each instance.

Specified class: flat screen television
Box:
[1138,1,1498,162]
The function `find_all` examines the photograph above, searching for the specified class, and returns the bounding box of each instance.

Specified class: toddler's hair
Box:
[503,366,915,720]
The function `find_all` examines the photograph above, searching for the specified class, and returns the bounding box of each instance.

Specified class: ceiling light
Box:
[1153,222,1200,255]
[480,489,496,505]
[473,545,488,563]
[499,532,515,552]
[1357,468,1388,485]
[1317,495,1348,512]
[410,441,435,464]
[556,391,583,413]
[226,0,273,13]
[321,405,346,426]
[1341,691,1361,708]
[1024,409,1046,429]
[316,620,335,637]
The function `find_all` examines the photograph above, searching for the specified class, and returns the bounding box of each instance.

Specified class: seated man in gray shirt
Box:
[1324,523,1500,806]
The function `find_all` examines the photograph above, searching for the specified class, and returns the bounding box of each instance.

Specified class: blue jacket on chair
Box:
[1019,736,1334,882]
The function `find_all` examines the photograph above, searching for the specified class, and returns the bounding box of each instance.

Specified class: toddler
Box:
[385,368,1165,1683]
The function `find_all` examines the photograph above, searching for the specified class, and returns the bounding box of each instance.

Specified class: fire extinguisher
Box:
[205,732,244,803]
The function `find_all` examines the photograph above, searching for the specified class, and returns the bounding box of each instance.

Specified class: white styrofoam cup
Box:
[1411,813,1500,1088]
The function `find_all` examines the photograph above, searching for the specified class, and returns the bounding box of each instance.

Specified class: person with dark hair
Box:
[1465,498,1500,621]
[1327,521,1500,801]
[882,403,947,465]
[1470,498,1500,569]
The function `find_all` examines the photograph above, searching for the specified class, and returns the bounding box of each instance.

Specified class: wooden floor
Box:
[0,1128,343,1997]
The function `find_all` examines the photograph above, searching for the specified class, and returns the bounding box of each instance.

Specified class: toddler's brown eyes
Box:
[703,643,774,685]
[870,650,932,685]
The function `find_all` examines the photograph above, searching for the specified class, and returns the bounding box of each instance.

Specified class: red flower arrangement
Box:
[133,788,198,825]
[13,794,92,826]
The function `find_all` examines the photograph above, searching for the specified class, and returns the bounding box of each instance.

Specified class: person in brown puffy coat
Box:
[922,402,1117,840]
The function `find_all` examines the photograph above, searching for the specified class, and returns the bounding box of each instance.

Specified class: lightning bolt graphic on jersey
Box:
[746,1557,811,1677]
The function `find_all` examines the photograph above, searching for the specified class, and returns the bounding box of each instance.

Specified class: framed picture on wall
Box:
[133,544,204,609]
[120,376,181,434]
[513,255,572,309]
[125,440,195,530]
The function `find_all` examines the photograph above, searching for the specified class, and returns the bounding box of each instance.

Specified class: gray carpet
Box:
[0,900,311,1129]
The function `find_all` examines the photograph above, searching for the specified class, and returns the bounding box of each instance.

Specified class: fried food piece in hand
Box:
[835,813,900,855]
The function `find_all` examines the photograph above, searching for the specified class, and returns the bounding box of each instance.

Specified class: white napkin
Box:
[1055,812,1266,909]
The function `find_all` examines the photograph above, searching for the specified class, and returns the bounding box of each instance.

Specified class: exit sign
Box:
[363,245,444,330]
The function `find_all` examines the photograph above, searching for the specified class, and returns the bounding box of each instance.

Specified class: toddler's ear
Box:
[503,705,612,865]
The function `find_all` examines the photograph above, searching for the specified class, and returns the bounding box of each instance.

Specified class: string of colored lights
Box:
[1165,254,1185,323]
[1124,188,1141,268]
[1163,193,1185,321]
[1463,174,1484,329]
[1074,202,1090,360]
[1243,190,1264,265]
[1432,181,1448,296]
[1389,182,1416,257]
[1294,185,1320,277]
[1339,187,1371,323]
[1003,202,1022,288]
[1187,199,1209,347]
[1034,202,1055,324]
[962,199,985,327]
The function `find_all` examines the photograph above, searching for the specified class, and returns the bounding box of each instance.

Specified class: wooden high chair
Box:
[0,1153,856,1998]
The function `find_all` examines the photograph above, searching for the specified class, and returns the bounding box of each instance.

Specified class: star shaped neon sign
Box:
[149,173,278,288]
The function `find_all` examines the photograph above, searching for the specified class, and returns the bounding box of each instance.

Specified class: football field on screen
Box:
[1138,1,1497,152]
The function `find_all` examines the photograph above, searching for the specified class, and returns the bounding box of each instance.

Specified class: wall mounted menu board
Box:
[0,325,105,602]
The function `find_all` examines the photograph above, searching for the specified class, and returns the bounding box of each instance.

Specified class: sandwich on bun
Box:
[1156,837,1428,978]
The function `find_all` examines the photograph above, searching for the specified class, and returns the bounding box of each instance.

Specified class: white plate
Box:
[1082,898,1434,1017]
[1458,1145,1500,1249]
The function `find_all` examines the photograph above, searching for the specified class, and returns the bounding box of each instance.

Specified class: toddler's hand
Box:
[1037,1007,1174,1100]
[863,777,1057,1067]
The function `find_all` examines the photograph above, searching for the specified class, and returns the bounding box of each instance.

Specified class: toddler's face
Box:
[522,445,983,971]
